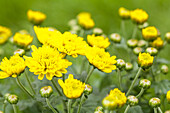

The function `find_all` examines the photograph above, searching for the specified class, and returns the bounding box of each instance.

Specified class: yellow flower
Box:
[0,26,12,44]
[87,34,110,49]
[167,90,170,103]
[138,52,154,69]
[152,37,164,49]
[85,47,117,73]
[58,74,85,99]
[77,12,95,29]
[0,54,26,79]
[130,9,148,24]
[118,7,130,19]
[34,26,62,44]
[24,45,72,80]
[27,10,46,25]
[142,26,158,41]
[102,88,127,110]
[13,32,33,47]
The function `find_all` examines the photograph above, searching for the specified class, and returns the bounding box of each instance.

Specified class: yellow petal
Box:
[38,73,44,80]
[0,72,10,79]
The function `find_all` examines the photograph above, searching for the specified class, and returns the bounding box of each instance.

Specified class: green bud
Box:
[110,33,121,43]
[149,97,161,108]
[133,47,143,55]
[116,59,125,69]
[19,30,29,34]
[165,32,170,43]
[145,47,158,56]
[7,94,19,104]
[125,62,133,71]
[84,84,93,95]
[4,93,11,100]
[102,95,117,110]
[71,25,81,32]
[137,40,147,47]
[93,28,103,36]
[127,95,138,106]
[14,49,25,56]
[127,39,138,48]
[95,106,104,112]
[138,22,149,29]
[9,37,14,44]
[68,19,77,27]
[40,86,53,98]
[161,65,169,74]
[139,79,151,89]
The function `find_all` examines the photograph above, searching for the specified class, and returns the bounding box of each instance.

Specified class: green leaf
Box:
[153,80,170,94]
[128,105,143,113]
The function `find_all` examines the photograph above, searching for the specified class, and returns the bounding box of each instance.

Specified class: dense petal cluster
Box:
[138,52,154,69]
[87,34,110,49]
[152,37,164,49]
[0,26,12,44]
[142,26,158,41]
[77,12,95,29]
[58,74,85,99]
[118,7,130,19]
[130,9,148,24]
[24,45,72,80]
[27,10,46,25]
[0,54,26,79]
[85,47,117,73]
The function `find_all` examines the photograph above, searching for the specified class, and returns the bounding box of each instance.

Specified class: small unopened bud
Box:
[161,65,169,74]
[127,95,138,106]
[95,106,104,112]
[110,33,121,43]
[14,49,25,56]
[102,95,117,110]
[7,94,19,104]
[133,47,143,55]
[125,62,133,71]
[139,79,151,89]
[127,39,138,48]
[84,84,93,95]
[138,22,149,29]
[19,30,29,34]
[145,47,158,56]
[9,37,14,44]
[116,59,125,69]
[137,40,147,47]
[93,28,103,36]
[94,111,103,113]
[71,25,81,32]
[149,97,161,108]
[68,19,77,27]
[40,86,53,98]
[165,32,170,43]
[4,93,11,100]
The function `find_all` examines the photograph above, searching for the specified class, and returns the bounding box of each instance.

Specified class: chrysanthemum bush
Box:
[0,8,170,113]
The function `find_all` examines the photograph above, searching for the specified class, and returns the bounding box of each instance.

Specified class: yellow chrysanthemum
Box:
[86,47,117,73]
[24,45,72,80]
[77,12,95,29]
[142,26,158,41]
[138,52,154,69]
[0,54,26,79]
[118,7,130,19]
[27,10,46,25]
[13,32,33,47]
[0,26,12,44]
[152,37,164,49]
[166,90,170,103]
[58,74,85,99]
[34,26,62,44]
[87,34,110,49]
[130,9,148,24]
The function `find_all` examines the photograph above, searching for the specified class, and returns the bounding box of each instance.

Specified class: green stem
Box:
[126,67,142,96]
[16,76,34,99]
[12,104,17,113]
[157,107,163,113]
[136,88,145,98]
[77,94,85,113]
[3,100,7,113]
[132,24,138,39]
[62,74,65,81]
[80,57,86,74]
[124,105,130,113]
[104,110,109,113]
[46,98,58,113]
[117,68,122,90]
[151,67,156,82]
[154,108,157,113]
[24,70,36,94]
[121,19,126,38]
[79,29,84,37]
[84,66,95,83]
[68,99,72,113]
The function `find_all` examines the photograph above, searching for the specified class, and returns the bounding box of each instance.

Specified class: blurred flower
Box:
[149,97,161,108]
[127,39,138,48]
[4,93,11,100]
[133,47,143,55]
[138,52,154,69]
[27,10,46,25]
[152,37,164,49]
[165,110,170,113]
[87,34,110,49]
[7,94,19,104]
[93,28,103,35]
[137,40,147,47]
[116,59,125,69]
[110,33,121,43]
[165,32,170,43]
[0,54,25,79]
[138,22,149,29]
[58,74,85,99]
[139,79,151,89]
[127,95,138,106]
[119,7,130,19]
[145,47,158,56]
[14,49,25,56]
[40,86,53,98]
[68,19,77,27]
[161,65,169,74]
[142,26,158,41]
[125,62,133,71]
[95,106,103,112]
[24,45,72,80]
[94,111,103,113]
[130,9,148,24]
[86,47,117,73]
[84,84,93,95]
[167,90,170,103]
[0,26,12,44]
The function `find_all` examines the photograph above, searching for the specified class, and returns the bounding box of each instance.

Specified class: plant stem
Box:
[132,24,138,39]
[121,19,126,38]
[77,94,85,113]
[3,100,7,113]
[12,104,17,113]
[157,107,163,113]
[84,66,95,83]
[126,67,142,96]
[124,105,130,113]
[79,29,84,37]
[117,68,122,90]
[24,70,36,94]
[104,110,109,113]
[68,99,72,113]
[16,76,34,99]
[46,98,58,113]
[154,108,157,113]
[80,57,86,74]
[62,74,65,81]
[136,88,145,98]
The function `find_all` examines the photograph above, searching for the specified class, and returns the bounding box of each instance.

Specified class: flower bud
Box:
[68,19,77,27]
[138,22,149,29]
[139,79,151,89]
[149,97,161,108]
[93,28,103,36]
[94,111,103,113]
[102,95,117,110]
[9,37,14,44]
[165,32,170,43]
[145,47,158,56]
[127,39,138,48]
[116,59,125,69]
[137,40,147,47]
[110,33,121,43]
[133,47,143,55]
[95,106,104,112]
[7,94,19,104]
[14,49,25,56]
[125,62,133,71]
[40,86,53,98]
[161,65,169,74]
[152,37,164,49]
[166,90,170,103]
[84,84,93,95]
[4,93,11,100]
[165,110,170,113]
[19,30,29,34]
[71,25,81,32]
[118,7,130,19]
[0,111,3,113]
[127,95,138,106]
